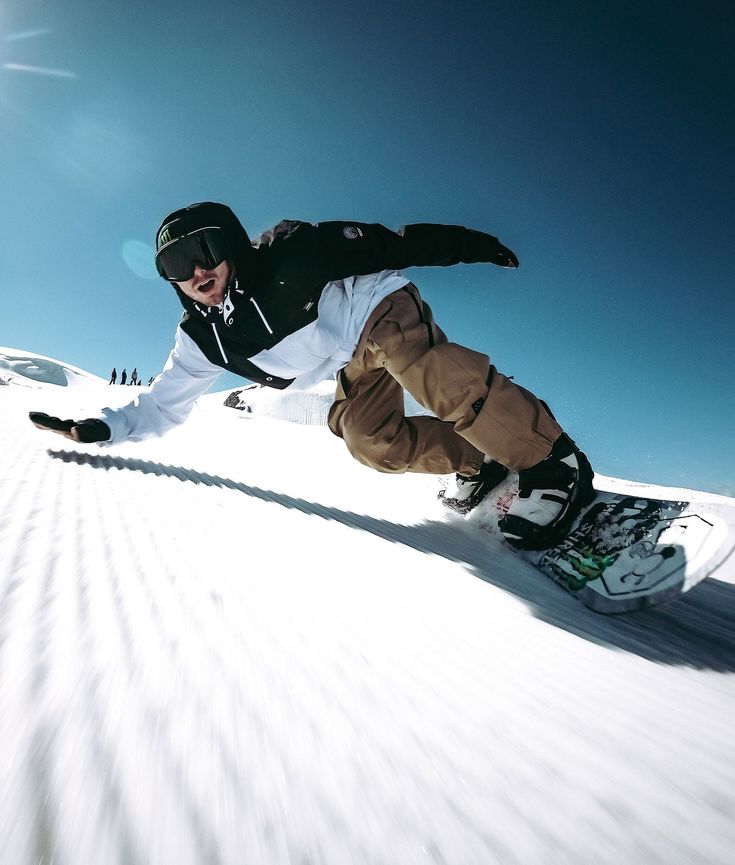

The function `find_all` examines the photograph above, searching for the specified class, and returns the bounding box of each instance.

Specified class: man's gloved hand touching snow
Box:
[29,412,111,443]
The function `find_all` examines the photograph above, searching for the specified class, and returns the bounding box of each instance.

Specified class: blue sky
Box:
[1,0,733,493]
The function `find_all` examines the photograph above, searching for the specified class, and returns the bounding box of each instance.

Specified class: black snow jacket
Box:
[157,203,517,388]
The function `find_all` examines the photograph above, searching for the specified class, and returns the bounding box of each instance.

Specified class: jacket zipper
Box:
[250,297,274,334]
[211,323,229,364]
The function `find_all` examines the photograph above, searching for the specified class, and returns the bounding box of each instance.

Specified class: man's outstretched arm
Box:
[29,328,222,445]
[298,220,519,283]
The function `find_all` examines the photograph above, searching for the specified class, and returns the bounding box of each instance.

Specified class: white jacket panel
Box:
[100,328,221,444]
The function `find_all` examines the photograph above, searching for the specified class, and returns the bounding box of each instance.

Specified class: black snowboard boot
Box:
[498,433,595,550]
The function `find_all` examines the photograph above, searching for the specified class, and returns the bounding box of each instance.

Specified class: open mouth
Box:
[197,278,216,294]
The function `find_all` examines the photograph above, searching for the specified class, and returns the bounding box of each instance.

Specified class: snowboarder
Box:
[29,201,594,549]
[109,367,117,385]
[120,368,127,386]
[130,367,138,386]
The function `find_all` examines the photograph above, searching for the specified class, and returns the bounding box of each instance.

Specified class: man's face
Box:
[175,259,231,306]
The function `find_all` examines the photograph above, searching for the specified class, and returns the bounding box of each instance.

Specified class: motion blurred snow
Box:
[1,347,734,865]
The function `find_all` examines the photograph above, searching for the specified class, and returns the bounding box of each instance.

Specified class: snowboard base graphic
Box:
[455,479,735,613]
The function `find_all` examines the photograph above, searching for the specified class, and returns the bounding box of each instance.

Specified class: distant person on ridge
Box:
[109,367,117,385]
[120,368,127,386]
[130,368,138,386]
[29,202,594,549]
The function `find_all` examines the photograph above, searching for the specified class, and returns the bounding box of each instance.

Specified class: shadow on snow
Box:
[49,449,735,673]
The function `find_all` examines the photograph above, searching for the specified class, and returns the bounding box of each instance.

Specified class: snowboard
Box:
[446,477,735,614]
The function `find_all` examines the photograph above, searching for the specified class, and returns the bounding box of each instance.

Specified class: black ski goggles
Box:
[155,226,229,282]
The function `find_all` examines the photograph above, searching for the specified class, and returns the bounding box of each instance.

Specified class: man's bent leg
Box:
[328,347,482,476]
[343,283,594,544]
[374,285,563,471]
[455,368,563,471]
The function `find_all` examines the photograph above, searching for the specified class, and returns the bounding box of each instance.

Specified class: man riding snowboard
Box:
[30,201,594,549]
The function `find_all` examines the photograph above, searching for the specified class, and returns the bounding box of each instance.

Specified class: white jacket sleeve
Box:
[100,327,223,444]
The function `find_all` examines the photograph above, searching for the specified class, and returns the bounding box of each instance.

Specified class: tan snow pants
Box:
[327,284,563,475]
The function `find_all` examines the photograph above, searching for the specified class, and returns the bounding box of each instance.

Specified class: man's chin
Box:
[198,289,224,306]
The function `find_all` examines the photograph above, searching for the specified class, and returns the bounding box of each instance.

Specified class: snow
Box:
[0,346,107,389]
[1,350,735,865]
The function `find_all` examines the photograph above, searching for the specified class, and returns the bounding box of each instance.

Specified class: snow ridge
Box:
[0,346,106,388]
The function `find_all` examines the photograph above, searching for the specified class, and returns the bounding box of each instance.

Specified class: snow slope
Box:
[1,351,735,865]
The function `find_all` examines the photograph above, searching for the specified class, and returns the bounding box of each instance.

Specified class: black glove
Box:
[29,412,111,443]
[493,242,519,269]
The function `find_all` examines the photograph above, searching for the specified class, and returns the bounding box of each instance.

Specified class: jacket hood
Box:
[155,201,258,316]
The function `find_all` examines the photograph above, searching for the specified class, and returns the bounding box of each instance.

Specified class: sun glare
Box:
[5,28,53,42]
[4,62,76,78]
[2,26,75,79]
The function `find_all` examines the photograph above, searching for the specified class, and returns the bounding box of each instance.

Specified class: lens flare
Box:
[2,25,75,79]
[122,241,158,280]
[3,62,76,78]
[4,28,53,42]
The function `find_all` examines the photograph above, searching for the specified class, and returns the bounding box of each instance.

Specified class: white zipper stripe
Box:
[211,323,229,363]
[250,297,274,334]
